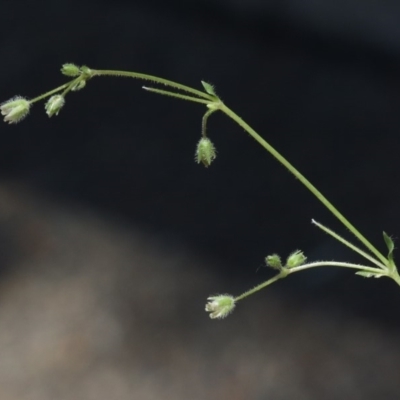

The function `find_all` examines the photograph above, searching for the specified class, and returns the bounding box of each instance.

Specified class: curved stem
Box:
[312,219,387,269]
[142,86,211,105]
[201,108,217,137]
[90,69,215,101]
[235,261,388,302]
[219,102,388,266]
[35,67,390,272]
[288,261,384,274]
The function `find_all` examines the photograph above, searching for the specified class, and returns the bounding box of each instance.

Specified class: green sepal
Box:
[201,81,217,96]
[355,271,385,278]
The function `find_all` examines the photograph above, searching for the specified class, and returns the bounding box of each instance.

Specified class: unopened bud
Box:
[205,295,235,319]
[286,250,307,268]
[265,254,282,270]
[71,80,86,91]
[61,63,81,77]
[195,137,217,167]
[80,65,93,77]
[1,96,31,124]
[45,95,65,117]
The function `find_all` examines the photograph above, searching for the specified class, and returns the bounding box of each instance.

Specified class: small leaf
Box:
[383,231,394,259]
[383,231,397,273]
[201,81,217,96]
[355,271,385,278]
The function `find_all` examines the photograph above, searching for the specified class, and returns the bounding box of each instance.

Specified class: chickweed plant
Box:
[2,63,400,319]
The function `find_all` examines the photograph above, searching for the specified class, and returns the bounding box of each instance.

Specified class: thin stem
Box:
[235,261,388,302]
[234,271,287,301]
[312,219,387,270]
[288,261,384,274]
[201,108,217,137]
[30,67,392,274]
[142,86,211,105]
[91,69,215,101]
[219,102,388,266]
[30,78,79,103]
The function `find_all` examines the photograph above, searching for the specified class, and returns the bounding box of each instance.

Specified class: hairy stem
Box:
[219,102,388,266]
[235,261,390,302]
[312,219,387,269]
[90,69,215,101]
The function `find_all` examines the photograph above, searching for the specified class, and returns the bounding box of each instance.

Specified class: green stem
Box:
[312,219,387,269]
[235,261,389,302]
[30,78,80,103]
[235,271,287,301]
[219,103,388,266]
[201,108,217,137]
[142,86,211,105]
[289,261,384,274]
[41,67,390,272]
[90,69,215,101]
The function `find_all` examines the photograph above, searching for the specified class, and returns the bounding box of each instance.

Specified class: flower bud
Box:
[71,80,86,91]
[80,65,92,77]
[45,95,65,117]
[0,96,31,124]
[265,254,282,270]
[205,294,235,319]
[195,137,216,167]
[286,250,307,268]
[61,63,81,77]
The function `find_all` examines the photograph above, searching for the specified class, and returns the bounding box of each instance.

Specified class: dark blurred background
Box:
[1,0,400,399]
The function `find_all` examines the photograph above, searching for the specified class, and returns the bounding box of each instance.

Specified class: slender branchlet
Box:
[2,63,399,320]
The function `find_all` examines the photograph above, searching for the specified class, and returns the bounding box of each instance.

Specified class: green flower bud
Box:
[265,254,282,270]
[195,137,217,167]
[80,65,93,77]
[205,295,235,319]
[0,96,31,124]
[71,80,86,91]
[286,250,307,268]
[45,95,65,117]
[61,63,81,77]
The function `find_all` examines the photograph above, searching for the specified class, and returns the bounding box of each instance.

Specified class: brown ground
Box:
[0,181,398,400]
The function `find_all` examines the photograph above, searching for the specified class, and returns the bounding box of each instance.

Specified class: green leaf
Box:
[383,231,394,259]
[201,81,217,96]
[355,271,385,278]
[383,231,396,273]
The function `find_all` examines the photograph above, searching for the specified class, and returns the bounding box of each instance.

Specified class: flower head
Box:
[195,137,217,167]
[45,95,65,117]
[205,294,235,319]
[1,96,31,124]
